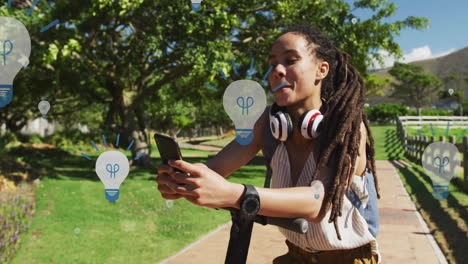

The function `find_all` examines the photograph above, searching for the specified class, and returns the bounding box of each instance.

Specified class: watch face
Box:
[242,196,260,217]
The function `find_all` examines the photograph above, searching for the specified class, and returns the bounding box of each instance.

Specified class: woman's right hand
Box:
[156,163,184,200]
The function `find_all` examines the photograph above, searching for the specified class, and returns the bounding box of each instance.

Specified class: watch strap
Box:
[243,184,258,197]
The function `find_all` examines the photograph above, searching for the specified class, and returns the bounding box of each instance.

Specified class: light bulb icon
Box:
[422,142,461,200]
[191,0,203,12]
[166,200,174,212]
[95,150,130,202]
[0,17,31,108]
[223,80,266,146]
[38,100,50,119]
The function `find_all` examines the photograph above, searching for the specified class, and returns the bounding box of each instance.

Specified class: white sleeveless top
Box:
[271,142,376,252]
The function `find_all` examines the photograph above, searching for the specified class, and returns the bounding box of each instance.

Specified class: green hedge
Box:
[408,109,452,116]
[365,104,456,123]
[365,104,409,123]
[0,133,18,150]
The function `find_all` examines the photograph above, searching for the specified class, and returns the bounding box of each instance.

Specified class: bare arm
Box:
[354,121,368,176]
[204,107,268,177]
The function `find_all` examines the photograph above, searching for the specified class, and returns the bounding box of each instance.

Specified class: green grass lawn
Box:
[7,125,468,263]
[406,125,466,143]
[10,145,267,264]
[369,125,405,160]
[199,136,235,148]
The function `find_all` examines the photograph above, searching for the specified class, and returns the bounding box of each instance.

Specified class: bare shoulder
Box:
[251,106,269,148]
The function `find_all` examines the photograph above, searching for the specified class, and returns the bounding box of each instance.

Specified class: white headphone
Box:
[269,102,326,141]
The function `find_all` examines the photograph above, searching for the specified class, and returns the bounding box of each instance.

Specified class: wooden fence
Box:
[396,116,468,192]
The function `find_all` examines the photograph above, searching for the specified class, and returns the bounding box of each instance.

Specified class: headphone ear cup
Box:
[311,115,324,138]
[300,110,324,139]
[269,104,293,141]
[284,112,293,140]
[269,114,281,140]
[270,111,292,141]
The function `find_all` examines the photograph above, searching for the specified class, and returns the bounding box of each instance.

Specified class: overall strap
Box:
[262,105,277,188]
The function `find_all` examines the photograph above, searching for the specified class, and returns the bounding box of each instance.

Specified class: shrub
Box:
[15,134,43,144]
[365,104,409,124]
[0,133,18,150]
[413,109,452,116]
[0,189,34,263]
[453,99,468,116]
[27,135,43,144]
[44,129,95,149]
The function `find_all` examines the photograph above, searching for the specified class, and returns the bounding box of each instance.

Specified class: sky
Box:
[347,0,468,68]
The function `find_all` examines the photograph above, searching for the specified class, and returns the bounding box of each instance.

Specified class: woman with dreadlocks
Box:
[157,24,380,263]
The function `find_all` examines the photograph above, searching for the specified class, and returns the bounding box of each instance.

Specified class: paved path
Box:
[159,145,447,264]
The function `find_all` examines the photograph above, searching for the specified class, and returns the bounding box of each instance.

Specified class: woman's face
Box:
[268,32,325,107]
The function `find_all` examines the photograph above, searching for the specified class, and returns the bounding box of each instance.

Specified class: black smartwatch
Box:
[239,184,260,219]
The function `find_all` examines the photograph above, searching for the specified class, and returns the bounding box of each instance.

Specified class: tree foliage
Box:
[389,62,443,115]
[365,73,391,96]
[1,0,429,166]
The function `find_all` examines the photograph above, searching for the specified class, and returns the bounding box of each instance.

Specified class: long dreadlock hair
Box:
[278,25,380,240]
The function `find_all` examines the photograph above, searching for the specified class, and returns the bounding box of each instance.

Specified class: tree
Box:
[389,62,443,115]
[365,73,391,96]
[2,0,429,167]
[144,85,197,139]
[0,1,105,134]
[439,73,464,116]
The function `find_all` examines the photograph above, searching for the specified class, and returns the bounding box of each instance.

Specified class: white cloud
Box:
[370,46,457,70]
[403,46,432,62]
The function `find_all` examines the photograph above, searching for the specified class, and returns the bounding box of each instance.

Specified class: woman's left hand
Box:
[167,160,242,209]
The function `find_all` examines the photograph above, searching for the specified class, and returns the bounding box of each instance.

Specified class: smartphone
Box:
[154,133,184,172]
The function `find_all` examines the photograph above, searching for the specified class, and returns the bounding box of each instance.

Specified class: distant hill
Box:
[367,46,468,105]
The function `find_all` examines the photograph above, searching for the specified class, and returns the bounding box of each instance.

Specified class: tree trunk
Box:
[5,116,26,134]
[219,126,224,137]
[168,128,181,139]
[133,105,152,167]
[113,90,152,168]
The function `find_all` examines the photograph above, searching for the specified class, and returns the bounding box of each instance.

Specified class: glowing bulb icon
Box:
[191,0,203,12]
[95,151,130,202]
[166,200,174,212]
[422,142,461,200]
[0,17,31,108]
[223,80,266,145]
[38,101,50,119]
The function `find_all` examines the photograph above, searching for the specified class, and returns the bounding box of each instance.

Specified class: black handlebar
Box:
[259,215,308,234]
